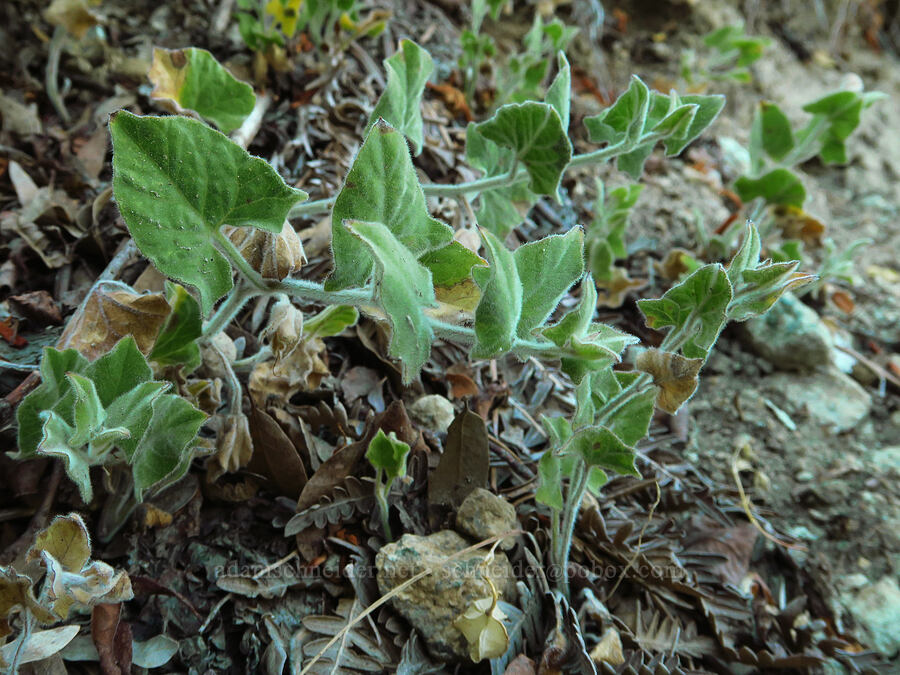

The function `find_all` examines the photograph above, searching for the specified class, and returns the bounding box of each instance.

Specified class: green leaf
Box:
[130,394,205,500]
[662,93,725,155]
[104,381,171,459]
[148,47,256,134]
[514,227,584,338]
[368,40,434,155]
[801,90,885,165]
[752,101,794,162]
[475,101,572,195]
[568,426,639,477]
[328,119,452,290]
[638,263,733,359]
[304,305,360,338]
[110,111,307,314]
[83,336,152,407]
[535,451,563,509]
[15,348,88,457]
[584,76,650,147]
[64,373,106,447]
[148,283,202,370]
[545,52,571,129]
[37,412,94,503]
[541,415,573,446]
[472,229,523,358]
[344,220,437,383]
[734,168,806,207]
[366,429,411,480]
[541,277,597,348]
[590,180,643,260]
[465,124,538,236]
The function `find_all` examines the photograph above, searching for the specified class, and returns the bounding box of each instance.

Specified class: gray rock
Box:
[843,576,900,656]
[456,488,518,550]
[408,395,456,433]
[738,293,833,371]
[376,530,514,661]
[868,446,900,474]
[762,368,871,433]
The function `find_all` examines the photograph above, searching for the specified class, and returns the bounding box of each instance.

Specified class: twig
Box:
[45,26,70,125]
[230,91,271,150]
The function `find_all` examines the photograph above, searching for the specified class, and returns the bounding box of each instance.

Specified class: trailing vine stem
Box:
[285,132,667,218]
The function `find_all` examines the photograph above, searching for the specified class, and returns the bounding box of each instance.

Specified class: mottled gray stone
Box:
[455,488,518,550]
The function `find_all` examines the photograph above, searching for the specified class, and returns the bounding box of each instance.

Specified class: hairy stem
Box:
[556,459,588,596]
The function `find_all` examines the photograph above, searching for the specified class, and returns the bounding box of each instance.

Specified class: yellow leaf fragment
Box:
[453,596,510,662]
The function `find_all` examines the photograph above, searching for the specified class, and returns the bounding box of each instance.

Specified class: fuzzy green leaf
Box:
[344,220,437,383]
[514,228,584,338]
[148,283,202,370]
[37,412,95,503]
[801,90,886,165]
[476,101,572,195]
[584,76,651,147]
[638,263,733,360]
[662,94,725,155]
[130,394,205,500]
[64,373,106,447]
[304,305,360,338]
[368,40,434,155]
[15,348,88,457]
[734,168,806,207]
[82,336,153,407]
[104,381,171,459]
[569,426,639,477]
[329,119,452,290]
[545,52,571,129]
[366,429,411,480]
[535,451,563,509]
[472,229,523,358]
[465,124,538,235]
[149,47,256,133]
[110,111,307,314]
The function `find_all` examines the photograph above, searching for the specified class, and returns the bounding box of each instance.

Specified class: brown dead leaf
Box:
[427,409,489,507]
[636,348,703,414]
[0,94,42,135]
[654,248,696,281]
[74,127,108,181]
[45,0,101,38]
[830,290,855,314]
[446,371,479,399]
[426,81,473,122]
[504,654,536,675]
[91,602,132,675]
[596,268,647,308]
[246,404,308,499]
[58,281,171,359]
[224,221,306,280]
[9,290,63,325]
[589,627,625,666]
[0,316,28,347]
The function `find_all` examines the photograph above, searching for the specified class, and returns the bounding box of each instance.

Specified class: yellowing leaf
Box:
[265,0,303,37]
[635,348,703,414]
[27,513,92,573]
[44,0,100,38]
[596,267,647,308]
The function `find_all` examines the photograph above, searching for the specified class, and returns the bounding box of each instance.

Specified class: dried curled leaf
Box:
[284,477,375,535]
[635,348,703,414]
[209,412,253,479]
[223,221,306,280]
[59,281,171,360]
[262,297,304,368]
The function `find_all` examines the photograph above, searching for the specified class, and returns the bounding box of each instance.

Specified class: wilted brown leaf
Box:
[27,513,92,573]
[59,281,170,359]
[247,404,308,499]
[596,268,647,308]
[636,348,703,415]
[224,221,306,280]
[427,409,489,507]
[91,602,132,675]
[9,290,63,325]
[209,411,253,480]
[44,0,101,38]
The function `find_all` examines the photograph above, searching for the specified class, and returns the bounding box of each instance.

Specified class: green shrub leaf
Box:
[638,263,733,359]
[734,168,806,207]
[569,426,639,477]
[110,111,307,314]
[148,283,202,370]
[662,93,725,155]
[584,76,650,147]
[472,229,523,358]
[366,429,411,480]
[368,39,434,156]
[329,120,452,291]
[148,47,256,133]
[475,101,572,195]
[801,90,886,165]
[344,220,437,383]
[514,227,584,337]
[545,52,571,129]
[751,101,794,163]
[465,124,538,235]
[304,305,360,339]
